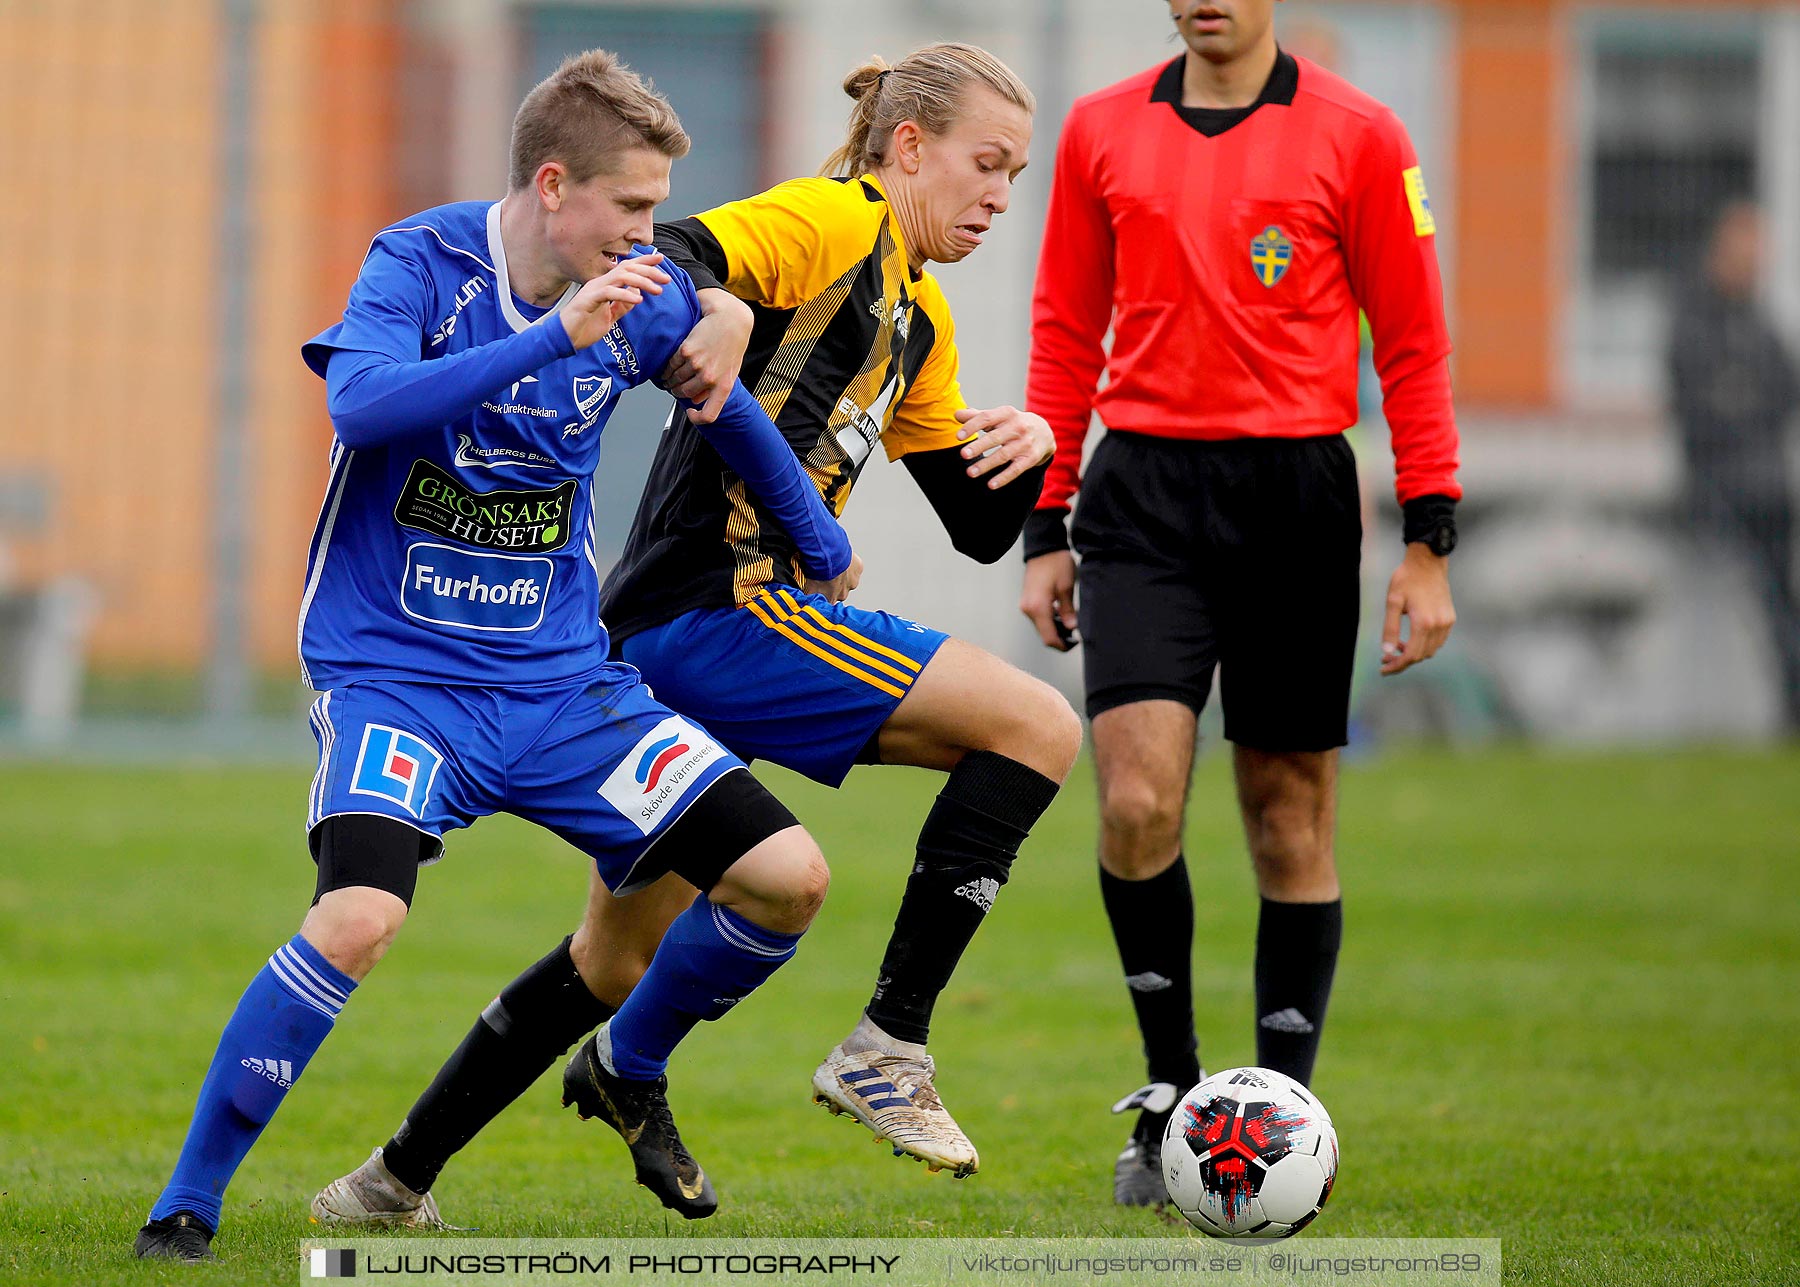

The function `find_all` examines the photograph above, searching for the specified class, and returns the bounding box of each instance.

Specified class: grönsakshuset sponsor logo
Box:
[394,458,575,554]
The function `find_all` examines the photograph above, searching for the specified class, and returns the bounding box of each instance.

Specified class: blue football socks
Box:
[604,895,801,1080]
[148,935,354,1231]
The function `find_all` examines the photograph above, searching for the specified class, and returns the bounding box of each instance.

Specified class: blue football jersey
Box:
[298,201,701,691]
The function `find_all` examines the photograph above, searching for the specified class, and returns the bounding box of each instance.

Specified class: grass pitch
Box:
[2,747,1796,1285]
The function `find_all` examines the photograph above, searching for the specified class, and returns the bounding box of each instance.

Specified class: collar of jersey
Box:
[1149,47,1299,137]
[486,201,580,335]
[852,171,922,282]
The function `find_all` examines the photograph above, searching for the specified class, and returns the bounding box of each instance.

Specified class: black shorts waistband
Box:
[1102,428,1350,455]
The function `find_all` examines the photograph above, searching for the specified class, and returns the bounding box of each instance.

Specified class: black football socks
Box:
[382,935,613,1194]
[1100,855,1203,1093]
[865,751,1060,1046]
[1253,897,1342,1087]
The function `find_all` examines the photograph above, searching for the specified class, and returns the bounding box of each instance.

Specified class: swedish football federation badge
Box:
[1250,225,1293,288]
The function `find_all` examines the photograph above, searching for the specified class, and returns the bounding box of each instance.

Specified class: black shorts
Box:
[1072,430,1362,752]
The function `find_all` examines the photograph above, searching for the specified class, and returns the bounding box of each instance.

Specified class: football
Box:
[1161,1067,1338,1240]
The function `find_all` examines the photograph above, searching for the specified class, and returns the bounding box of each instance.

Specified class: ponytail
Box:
[820,43,1034,178]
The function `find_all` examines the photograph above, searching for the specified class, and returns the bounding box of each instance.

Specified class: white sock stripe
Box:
[269,951,343,1015]
[277,943,350,1005]
[707,902,757,952]
[277,943,350,1006]
[710,901,777,955]
[709,902,794,958]
[267,952,344,1017]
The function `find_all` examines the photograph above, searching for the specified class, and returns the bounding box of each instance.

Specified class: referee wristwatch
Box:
[1402,495,1458,557]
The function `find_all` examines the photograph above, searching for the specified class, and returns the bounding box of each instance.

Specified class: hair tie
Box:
[876,69,892,89]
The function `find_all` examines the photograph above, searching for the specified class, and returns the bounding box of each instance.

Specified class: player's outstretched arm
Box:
[690,380,854,590]
[317,254,670,450]
[322,323,571,449]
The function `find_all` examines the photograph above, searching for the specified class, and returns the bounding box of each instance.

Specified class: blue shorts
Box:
[615,587,950,787]
[306,663,747,893]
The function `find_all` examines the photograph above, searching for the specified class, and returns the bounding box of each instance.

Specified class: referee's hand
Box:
[1022,550,1079,652]
[1380,544,1456,675]
[955,406,1055,490]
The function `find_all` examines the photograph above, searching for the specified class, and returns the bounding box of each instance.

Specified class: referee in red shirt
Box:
[1021,0,1460,1206]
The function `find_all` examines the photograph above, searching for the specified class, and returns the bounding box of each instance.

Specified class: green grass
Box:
[2,749,1797,1284]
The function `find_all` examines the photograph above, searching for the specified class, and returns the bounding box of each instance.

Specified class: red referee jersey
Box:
[1028,51,1461,515]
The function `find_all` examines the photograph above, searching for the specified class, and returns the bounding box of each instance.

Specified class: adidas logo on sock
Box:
[241,1056,294,1087]
[1125,971,1174,993]
[1258,1007,1315,1034]
[953,877,1000,912]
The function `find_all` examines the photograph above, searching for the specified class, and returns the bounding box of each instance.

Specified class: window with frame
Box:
[1575,19,1762,402]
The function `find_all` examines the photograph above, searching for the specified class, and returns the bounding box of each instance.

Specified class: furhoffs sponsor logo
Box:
[400,543,553,633]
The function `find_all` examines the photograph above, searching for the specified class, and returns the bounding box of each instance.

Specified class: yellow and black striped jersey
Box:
[601,175,974,636]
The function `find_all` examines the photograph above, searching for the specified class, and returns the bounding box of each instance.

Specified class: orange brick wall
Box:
[0,0,221,666]
[0,0,401,671]
[1447,4,1563,409]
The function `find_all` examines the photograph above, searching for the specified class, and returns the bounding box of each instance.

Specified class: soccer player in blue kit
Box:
[310,44,1082,1231]
[132,50,856,1261]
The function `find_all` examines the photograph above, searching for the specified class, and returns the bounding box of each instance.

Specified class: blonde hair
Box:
[821,42,1035,179]
[509,49,690,192]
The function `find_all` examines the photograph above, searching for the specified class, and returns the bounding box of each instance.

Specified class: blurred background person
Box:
[1667,200,1800,733]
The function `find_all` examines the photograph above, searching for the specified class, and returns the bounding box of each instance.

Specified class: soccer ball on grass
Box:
[1161,1066,1337,1240]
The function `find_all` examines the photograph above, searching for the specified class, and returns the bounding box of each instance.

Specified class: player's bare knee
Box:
[765,836,829,930]
[989,676,1083,780]
[714,827,828,934]
[300,888,407,980]
[787,845,831,927]
[1036,685,1085,779]
[1244,802,1334,886]
[1099,780,1183,874]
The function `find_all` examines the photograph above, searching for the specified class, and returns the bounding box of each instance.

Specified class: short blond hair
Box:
[822,42,1035,179]
[509,49,690,192]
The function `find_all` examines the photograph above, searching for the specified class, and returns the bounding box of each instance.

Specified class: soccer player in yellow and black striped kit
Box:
[312,44,1081,1220]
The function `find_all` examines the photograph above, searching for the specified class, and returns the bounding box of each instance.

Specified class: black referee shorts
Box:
[1072,430,1362,752]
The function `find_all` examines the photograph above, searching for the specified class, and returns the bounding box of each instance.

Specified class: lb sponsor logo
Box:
[347,723,444,818]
